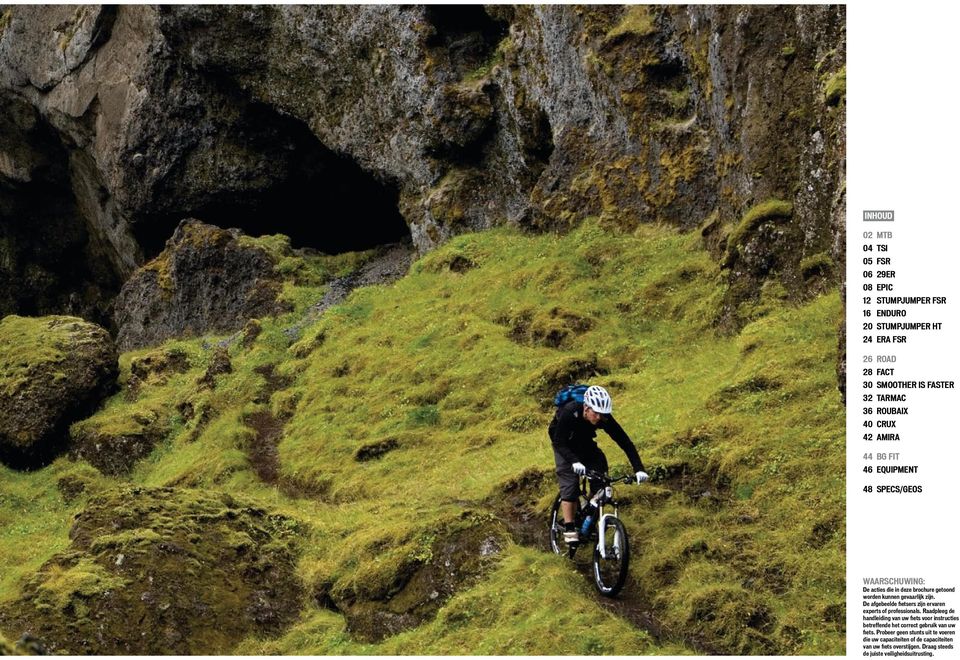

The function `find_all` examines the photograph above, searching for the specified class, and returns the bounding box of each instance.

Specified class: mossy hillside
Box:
[1,220,842,654]
[632,291,844,654]
[270,220,839,653]
[277,221,724,508]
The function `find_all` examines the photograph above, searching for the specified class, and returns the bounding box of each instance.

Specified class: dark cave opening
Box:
[644,59,687,88]
[0,97,121,327]
[424,5,509,73]
[136,105,410,260]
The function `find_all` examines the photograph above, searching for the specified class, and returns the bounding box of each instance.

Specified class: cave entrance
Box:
[0,94,121,327]
[136,106,410,259]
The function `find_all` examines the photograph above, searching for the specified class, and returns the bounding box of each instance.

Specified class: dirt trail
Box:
[245,410,283,483]
[240,245,412,487]
[243,364,293,485]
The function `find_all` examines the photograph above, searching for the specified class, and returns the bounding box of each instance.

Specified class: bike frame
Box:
[581,473,629,558]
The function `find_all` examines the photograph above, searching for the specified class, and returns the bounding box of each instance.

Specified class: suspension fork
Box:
[596,503,620,559]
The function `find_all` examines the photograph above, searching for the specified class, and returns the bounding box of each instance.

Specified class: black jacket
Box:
[548,401,645,473]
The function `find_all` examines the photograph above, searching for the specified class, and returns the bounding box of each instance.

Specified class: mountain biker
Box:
[549,385,648,545]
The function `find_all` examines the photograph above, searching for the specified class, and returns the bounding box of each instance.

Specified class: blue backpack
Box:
[553,384,589,408]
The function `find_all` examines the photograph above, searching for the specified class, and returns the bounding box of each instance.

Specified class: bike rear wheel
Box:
[592,516,629,596]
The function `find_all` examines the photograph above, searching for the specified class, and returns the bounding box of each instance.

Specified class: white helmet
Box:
[583,385,612,414]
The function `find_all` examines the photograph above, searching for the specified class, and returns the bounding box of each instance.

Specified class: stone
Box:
[1,5,844,272]
[0,315,117,469]
[70,409,169,477]
[114,220,288,351]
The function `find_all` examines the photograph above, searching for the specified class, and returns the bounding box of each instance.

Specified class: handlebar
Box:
[583,469,636,485]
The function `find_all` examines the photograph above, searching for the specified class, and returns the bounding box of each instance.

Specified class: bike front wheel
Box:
[592,516,629,596]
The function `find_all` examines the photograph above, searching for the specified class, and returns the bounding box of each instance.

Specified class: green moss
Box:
[141,252,174,294]
[661,87,692,113]
[238,232,292,259]
[787,106,809,122]
[0,460,107,605]
[780,44,796,57]
[463,36,510,82]
[800,251,833,279]
[723,199,794,266]
[0,487,303,654]
[0,316,69,397]
[823,66,846,105]
[414,232,488,274]
[605,6,656,41]
[33,557,128,613]
[0,10,12,38]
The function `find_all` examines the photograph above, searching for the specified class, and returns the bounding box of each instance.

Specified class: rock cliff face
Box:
[0,5,845,327]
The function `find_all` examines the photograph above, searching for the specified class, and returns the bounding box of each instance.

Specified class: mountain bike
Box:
[549,470,635,596]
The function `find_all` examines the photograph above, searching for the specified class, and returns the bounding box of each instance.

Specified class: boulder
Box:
[114,220,288,351]
[329,515,506,642]
[0,486,304,655]
[0,315,117,469]
[70,410,169,477]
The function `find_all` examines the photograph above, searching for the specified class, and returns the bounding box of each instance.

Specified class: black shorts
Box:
[553,449,608,502]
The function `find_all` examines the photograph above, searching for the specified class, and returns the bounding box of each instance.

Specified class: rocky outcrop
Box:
[1,6,845,326]
[70,345,190,475]
[0,315,117,469]
[327,515,506,642]
[0,486,304,655]
[70,410,169,476]
[114,220,288,351]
